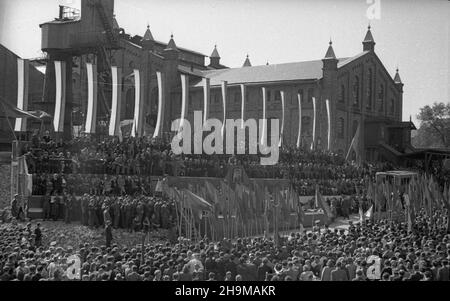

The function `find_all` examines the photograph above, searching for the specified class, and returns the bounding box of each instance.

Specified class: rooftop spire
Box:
[166,33,178,51]
[324,40,337,59]
[394,67,402,84]
[243,54,252,67]
[142,24,154,41]
[363,25,376,52]
[210,45,220,59]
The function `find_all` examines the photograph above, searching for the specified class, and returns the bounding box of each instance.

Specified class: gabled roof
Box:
[166,35,178,51]
[193,57,350,87]
[324,42,337,59]
[364,27,375,43]
[394,69,402,84]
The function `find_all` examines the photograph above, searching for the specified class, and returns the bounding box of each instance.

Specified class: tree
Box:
[416,102,450,148]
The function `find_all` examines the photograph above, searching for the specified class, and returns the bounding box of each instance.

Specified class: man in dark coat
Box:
[43,193,51,221]
[105,222,113,248]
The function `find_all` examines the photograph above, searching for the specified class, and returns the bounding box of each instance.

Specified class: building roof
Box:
[394,68,402,84]
[324,41,337,59]
[243,55,252,67]
[193,56,354,87]
[166,35,178,51]
[143,26,154,41]
[364,26,375,43]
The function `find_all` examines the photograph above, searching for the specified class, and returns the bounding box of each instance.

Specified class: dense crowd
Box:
[1,208,449,281]
[24,132,386,197]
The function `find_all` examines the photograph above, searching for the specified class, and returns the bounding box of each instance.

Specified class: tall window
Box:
[378,84,385,113]
[366,68,373,110]
[389,98,395,115]
[267,90,272,102]
[338,117,345,138]
[352,76,360,108]
[274,90,281,101]
[302,116,311,136]
[308,88,314,103]
[339,85,345,103]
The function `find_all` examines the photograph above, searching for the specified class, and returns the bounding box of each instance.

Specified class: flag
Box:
[359,206,364,223]
[14,58,29,132]
[240,84,246,129]
[0,98,43,120]
[85,63,98,134]
[182,189,213,218]
[109,66,123,137]
[53,61,66,133]
[221,81,228,138]
[279,91,285,147]
[28,110,52,119]
[326,99,331,151]
[131,69,143,137]
[260,87,267,146]
[296,93,302,148]
[311,97,317,150]
[346,123,361,162]
[203,78,211,124]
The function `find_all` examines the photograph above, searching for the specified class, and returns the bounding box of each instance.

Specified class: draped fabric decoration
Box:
[203,78,210,124]
[179,74,189,132]
[278,91,285,147]
[14,58,29,132]
[153,71,165,139]
[131,69,143,137]
[109,66,122,137]
[326,99,331,151]
[221,81,228,137]
[311,97,317,150]
[296,93,302,148]
[240,84,246,129]
[260,87,267,146]
[85,63,98,134]
[53,61,66,133]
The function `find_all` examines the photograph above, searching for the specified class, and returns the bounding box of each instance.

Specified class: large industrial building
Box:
[4,0,415,163]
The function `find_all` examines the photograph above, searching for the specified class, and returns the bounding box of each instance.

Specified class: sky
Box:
[0,0,448,124]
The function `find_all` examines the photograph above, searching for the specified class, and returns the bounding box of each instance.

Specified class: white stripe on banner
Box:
[296,93,302,148]
[260,87,267,146]
[131,69,142,137]
[311,97,317,150]
[109,66,122,137]
[326,99,331,151]
[154,71,165,138]
[53,61,66,133]
[279,91,285,147]
[14,58,29,132]
[180,74,189,132]
[240,84,246,129]
[221,81,228,137]
[203,78,210,124]
[85,63,98,134]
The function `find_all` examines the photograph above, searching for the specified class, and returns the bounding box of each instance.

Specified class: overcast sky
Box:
[0,0,448,124]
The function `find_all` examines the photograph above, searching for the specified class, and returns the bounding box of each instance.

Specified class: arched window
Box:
[389,98,395,115]
[352,76,360,108]
[378,84,385,113]
[338,117,345,138]
[339,85,345,103]
[366,68,373,109]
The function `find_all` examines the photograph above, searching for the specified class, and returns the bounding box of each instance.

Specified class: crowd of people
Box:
[1,208,449,281]
[24,132,386,197]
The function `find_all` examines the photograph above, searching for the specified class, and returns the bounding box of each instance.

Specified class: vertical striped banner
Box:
[326,99,331,151]
[203,77,210,124]
[278,91,285,147]
[179,74,189,132]
[311,97,317,150]
[221,81,228,137]
[85,63,98,134]
[296,93,302,148]
[53,61,66,133]
[14,58,29,132]
[109,66,122,136]
[131,69,142,137]
[153,71,165,138]
[260,87,267,146]
[240,84,246,129]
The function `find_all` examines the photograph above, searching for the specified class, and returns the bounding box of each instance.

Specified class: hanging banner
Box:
[311,97,317,150]
[221,81,228,137]
[279,91,285,147]
[326,99,331,151]
[131,69,142,137]
[109,66,122,137]
[53,61,66,133]
[179,74,189,132]
[240,84,246,129]
[260,87,267,146]
[154,71,165,138]
[296,93,302,148]
[14,58,29,132]
[203,77,210,124]
[85,63,98,134]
